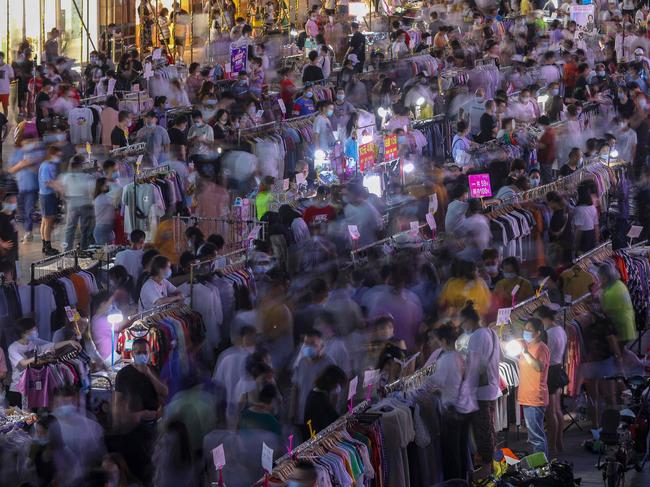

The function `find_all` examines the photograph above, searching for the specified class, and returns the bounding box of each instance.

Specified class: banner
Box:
[468,173,492,198]
[384,134,398,161]
[570,5,596,33]
[230,45,248,74]
[359,143,375,172]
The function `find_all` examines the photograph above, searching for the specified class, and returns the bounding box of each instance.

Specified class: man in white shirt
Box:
[0,52,14,115]
[115,229,146,281]
[539,51,562,88]
[508,89,537,123]
[615,115,637,163]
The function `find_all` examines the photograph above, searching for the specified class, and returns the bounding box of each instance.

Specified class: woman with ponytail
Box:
[518,317,550,457]
[456,300,500,477]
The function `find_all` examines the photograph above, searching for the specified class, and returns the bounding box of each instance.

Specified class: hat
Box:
[347,54,360,66]
[635,47,644,55]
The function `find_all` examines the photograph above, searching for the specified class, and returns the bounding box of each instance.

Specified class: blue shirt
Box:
[9,149,39,192]
[344,137,359,163]
[293,97,315,116]
[38,160,58,195]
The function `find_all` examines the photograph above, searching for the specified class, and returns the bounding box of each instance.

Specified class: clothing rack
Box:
[350,222,429,265]
[79,94,108,106]
[237,113,317,144]
[172,215,267,253]
[30,250,80,313]
[508,291,551,326]
[573,241,612,267]
[127,301,184,323]
[272,400,370,468]
[187,249,248,307]
[383,362,436,394]
[108,142,147,159]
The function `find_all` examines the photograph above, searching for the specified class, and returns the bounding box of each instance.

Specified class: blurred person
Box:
[572,184,600,256]
[479,248,503,289]
[0,192,19,269]
[38,145,62,255]
[101,95,120,148]
[493,257,534,308]
[6,134,40,243]
[115,229,146,281]
[138,255,184,311]
[457,301,499,476]
[438,259,492,317]
[93,177,115,245]
[90,292,131,366]
[558,147,582,177]
[456,199,492,262]
[113,338,168,484]
[111,110,131,148]
[598,263,637,346]
[290,328,335,429]
[102,453,141,487]
[304,365,347,432]
[315,311,352,377]
[184,226,205,256]
[152,420,201,487]
[546,191,572,264]
[238,383,282,436]
[518,318,551,457]
[534,305,567,455]
[445,184,469,234]
[54,155,95,251]
[108,265,136,306]
[135,111,170,165]
[0,51,14,116]
[313,100,336,151]
[343,183,383,246]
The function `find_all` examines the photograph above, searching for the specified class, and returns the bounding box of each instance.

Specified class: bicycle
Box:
[596,375,650,487]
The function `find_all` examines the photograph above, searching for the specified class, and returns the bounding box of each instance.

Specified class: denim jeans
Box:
[17,190,37,232]
[523,405,548,457]
[64,204,94,250]
[93,224,115,245]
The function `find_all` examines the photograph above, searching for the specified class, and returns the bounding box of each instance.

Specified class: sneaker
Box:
[21,232,33,243]
[43,246,60,256]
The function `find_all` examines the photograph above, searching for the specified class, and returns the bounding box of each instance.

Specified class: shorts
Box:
[40,193,58,217]
[547,364,566,393]
[0,94,8,110]
[580,357,616,381]
[174,37,185,46]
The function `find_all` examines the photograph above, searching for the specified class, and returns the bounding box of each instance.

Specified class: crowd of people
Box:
[0,0,650,486]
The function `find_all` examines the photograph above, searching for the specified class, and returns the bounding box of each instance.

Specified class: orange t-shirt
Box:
[517,341,550,407]
[70,273,90,316]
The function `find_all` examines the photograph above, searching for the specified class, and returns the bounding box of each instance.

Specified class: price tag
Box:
[296,172,307,186]
[125,339,133,351]
[496,307,513,326]
[282,178,290,191]
[348,225,360,240]
[409,221,420,234]
[364,369,379,387]
[143,63,154,79]
[564,294,573,304]
[262,442,273,473]
[256,110,265,119]
[133,83,140,92]
[429,193,438,214]
[35,381,42,391]
[107,78,116,95]
[426,213,437,231]
[627,225,643,239]
[152,48,163,60]
[65,306,75,322]
[225,62,232,73]
[511,284,520,297]
[212,444,226,469]
[278,98,287,114]
[348,376,358,401]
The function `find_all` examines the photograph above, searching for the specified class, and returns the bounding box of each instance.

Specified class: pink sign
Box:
[468,174,492,198]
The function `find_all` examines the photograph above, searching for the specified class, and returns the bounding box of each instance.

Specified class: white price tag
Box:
[511,284,520,297]
[256,109,265,119]
[212,444,226,469]
[496,307,513,326]
[409,221,420,234]
[429,193,438,214]
[152,48,163,60]
[225,63,232,73]
[35,381,42,391]
[107,78,116,95]
[278,98,287,114]
[347,376,358,401]
[261,442,273,473]
[64,306,75,322]
[247,225,261,240]
[296,172,307,186]
[348,225,360,240]
[282,178,290,191]
[143,63,154,79]
[564,294,573,304]
[627,225,643,239]
[426,213,436,231]
[363,369,379,388]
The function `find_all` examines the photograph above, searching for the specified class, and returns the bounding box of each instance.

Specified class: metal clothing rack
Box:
[383,362,436,395]
[236,113,317,145]
[272,400,370,468]
[109,142,147,160]
[508,291,551,328]
[172,215,267,253]
[573,240,612,266]
[187,249,248,307]
[127,301,184,323]
[30,250,80,313]
[350,222,429,265]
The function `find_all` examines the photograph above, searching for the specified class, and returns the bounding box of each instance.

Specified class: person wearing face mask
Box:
[92,177,115,245]
[615,87,635,118]
[111,110,131,149]
[303,365,347,433]
[38,146,63,256]
[213,326,258,427]
[138,255,184,311]
[293,87,316,117]
[517,318,550,457]
[528,169,541,188]
[508,89,536,123]
[35,78,54,136]
[0,191,19,269]
[614,114,637,163]
[313,100,336,151]
[479,248,502,289]
[187,110,214,163]
[494,256,534,308]
[135,111,170,165]
[332,88,355,135]
[289,328,335,429]
[456,301,499,477]
[113,338,168,484]
[7,317,81,407]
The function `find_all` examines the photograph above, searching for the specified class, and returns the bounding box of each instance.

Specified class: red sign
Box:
[468,173,492,198]
[384,135,398,162]
[359,143,375,172]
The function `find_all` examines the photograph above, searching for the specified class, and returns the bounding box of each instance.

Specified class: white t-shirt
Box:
[8,338,54,391]
[424,350,465,408]
[114,249,144,281]
[546,326,567,366]
[0,63,14,94]
[139,278,177,311]
[457,327,500,413]
[572,205,598,231]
